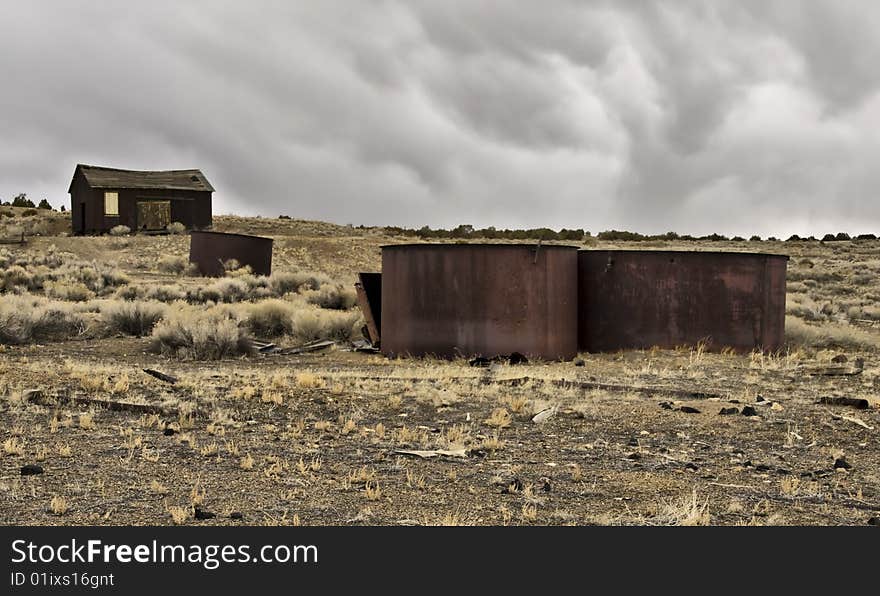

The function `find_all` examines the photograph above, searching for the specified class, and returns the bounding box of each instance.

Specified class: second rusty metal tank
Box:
[381,243,578,360]
[577,250,788,352]
[189,231,273,277]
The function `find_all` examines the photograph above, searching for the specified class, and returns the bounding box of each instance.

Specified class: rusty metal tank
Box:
[189,231,273,277]
[577,250,788,352]
[381,243,578,360]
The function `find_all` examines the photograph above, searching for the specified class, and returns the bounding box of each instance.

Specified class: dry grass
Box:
[49,496,69,516]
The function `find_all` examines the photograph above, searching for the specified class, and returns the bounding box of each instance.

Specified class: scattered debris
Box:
[740,406,759,417]
[393,448,468,459]
[531,405,558,424]
[142,369,178,384]
[351,339,380,354]
[24,390,201,418]
[659,401,674,410]
[229,512,243,520]
[573,358,585,367]
[819,396,871,410]
[804,362,864,376]
[249,339,277,354]
[469,353,529,367]
[719,407,740,415]
[678,406,701,414]
[469,357,491,368]
[539,476,552,492]
[163,428,176,436]
[20,464,44,476]
[828,411,874,430]
[279,339,335,355]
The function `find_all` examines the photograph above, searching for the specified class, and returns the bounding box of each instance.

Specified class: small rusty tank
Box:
[578,250,788,352]
[380,243,578,360]
[189,231,273,277]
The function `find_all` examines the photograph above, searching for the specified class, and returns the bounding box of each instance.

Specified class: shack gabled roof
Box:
[68,164,214,193]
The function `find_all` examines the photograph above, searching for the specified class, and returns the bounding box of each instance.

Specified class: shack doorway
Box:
[137,200,171,231]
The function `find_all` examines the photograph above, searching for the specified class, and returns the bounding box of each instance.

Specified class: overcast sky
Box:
[2,1,879,237]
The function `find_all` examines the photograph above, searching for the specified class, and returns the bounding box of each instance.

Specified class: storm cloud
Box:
[2,1,880,237]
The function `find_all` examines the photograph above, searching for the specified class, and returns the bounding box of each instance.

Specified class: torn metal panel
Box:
[355,272,382,346]
[189,231,273,276]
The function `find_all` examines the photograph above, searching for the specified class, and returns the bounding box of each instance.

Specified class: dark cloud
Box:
[1,1,879,236]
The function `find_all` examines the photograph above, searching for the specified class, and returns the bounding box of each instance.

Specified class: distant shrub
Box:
[0,295,84,344]
[150,307,253,360]
[44,281,94,302]
[292,309,360,342]
[749,235,762,242]
[167,221,187,235]
[37,199,52,210]
[109,225,131,237]
[268,271,330,296]
[101,300,167,336]
[835,232,851,241]
[785,315,880,350]
[244,300,295,337]
[11,194,35,208]
[144,284,186,303]
[305,283,357,310]
[21,209,38,217]
[856,233,877,241]
[786,234,801,242]
[157,255,188,275]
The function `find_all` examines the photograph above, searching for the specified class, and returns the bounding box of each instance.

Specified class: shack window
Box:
[104,192,119,216]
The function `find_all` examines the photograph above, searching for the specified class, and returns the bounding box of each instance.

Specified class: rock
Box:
[20,464,44,476]
[468,357,491,367]
[194,507,216,520]
[756,395,766,403]
[626,452,641,460]
[229,512,243,520]
[831,354,848,363]
[540,476,552,492]
[163,428,176,436]
[573,358,586,367]
[755,464,771,472]
[659,401,674,410]
[685,462,699,471]
[833,457,851,470]
[770,402,784,411]
[719,407,740,415]
[627,437,640,447]
[678,406,701,414]
[741,406,759,417]
[868,517,880,526]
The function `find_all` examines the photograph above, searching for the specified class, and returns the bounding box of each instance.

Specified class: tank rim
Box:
[381,242,579,250]
[191,230,273,242]
[577,249,789,260]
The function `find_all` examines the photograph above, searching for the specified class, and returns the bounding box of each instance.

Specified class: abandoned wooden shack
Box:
[68,164,213,234]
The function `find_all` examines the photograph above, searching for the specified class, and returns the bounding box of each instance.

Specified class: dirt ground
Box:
[1,334,878,526]
[1,213,879,525]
